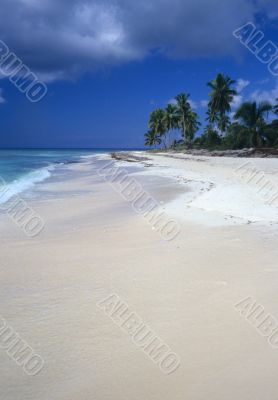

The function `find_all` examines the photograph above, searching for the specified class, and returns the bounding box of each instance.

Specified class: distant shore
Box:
[112,147,278,162]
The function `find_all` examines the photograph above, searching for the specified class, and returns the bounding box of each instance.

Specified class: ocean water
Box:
[0,149,115,204]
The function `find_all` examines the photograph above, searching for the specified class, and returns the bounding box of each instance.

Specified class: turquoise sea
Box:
[0,149,129,204]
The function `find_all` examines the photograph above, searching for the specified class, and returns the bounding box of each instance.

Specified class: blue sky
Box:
[0,0,277,148]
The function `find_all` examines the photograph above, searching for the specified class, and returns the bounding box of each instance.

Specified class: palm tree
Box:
[148,109,167,148]
[234,101,272,147]
[144,130,161,148]
[185,110,201,147]
[207,73,237,134]
[163,104,178,147]
[206,108,218,125]
[175,93,195,146]
[218,114,231,133]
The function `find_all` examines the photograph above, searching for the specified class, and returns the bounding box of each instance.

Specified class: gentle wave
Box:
[0,165,54,204]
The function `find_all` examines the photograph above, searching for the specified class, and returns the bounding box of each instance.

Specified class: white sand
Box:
[119,151,278,226]
[1,152,278,400]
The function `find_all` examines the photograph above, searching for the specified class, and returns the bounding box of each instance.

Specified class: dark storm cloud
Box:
[0,0,276,81]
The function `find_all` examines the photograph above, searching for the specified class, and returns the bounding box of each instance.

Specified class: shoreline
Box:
[3,149,278,234]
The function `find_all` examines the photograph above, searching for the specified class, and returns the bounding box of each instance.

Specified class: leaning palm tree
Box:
[175,93,191,145]
[234,101,272,147]
[148,109,167,148]
[144,130,161,148]
[207,73,237,134]
[163,104,178,147]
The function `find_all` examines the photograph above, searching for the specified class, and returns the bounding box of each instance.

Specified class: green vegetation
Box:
[207,74,236,135]
[144,130,161,148]
[145,73,278,150]
[234,101,272,147]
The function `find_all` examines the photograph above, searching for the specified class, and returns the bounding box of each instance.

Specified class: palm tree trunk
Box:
[252,129,258,147]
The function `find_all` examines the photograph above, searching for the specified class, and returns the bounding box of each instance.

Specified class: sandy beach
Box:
[1,151,278,400]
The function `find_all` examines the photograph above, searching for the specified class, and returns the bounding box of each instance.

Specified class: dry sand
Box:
[1,152,278,400]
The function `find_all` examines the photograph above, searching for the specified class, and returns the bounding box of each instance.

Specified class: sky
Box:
[0,0,277,148]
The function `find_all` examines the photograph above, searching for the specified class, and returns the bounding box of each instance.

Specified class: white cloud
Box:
[230,78,251,109]
[232,95,244,109]
[229,79,249,109]
[250,81,278,104]
[168,98,177,105]
[200,100,208,108]
[236,79,250,93]
[188,99,197,109]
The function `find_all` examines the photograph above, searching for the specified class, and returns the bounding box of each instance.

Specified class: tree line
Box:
[145,73,278,150]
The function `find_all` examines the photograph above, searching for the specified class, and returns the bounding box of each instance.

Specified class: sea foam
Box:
[0,165,54,205]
